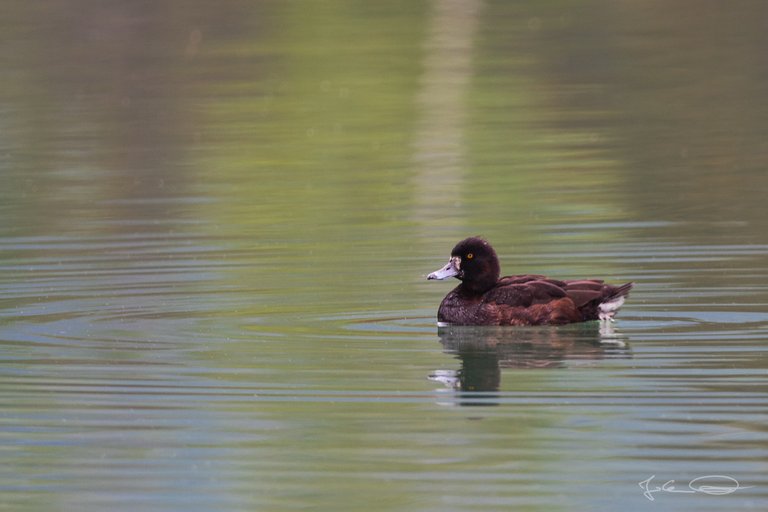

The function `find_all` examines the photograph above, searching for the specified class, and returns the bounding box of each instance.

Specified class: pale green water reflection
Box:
[2,1,768,511]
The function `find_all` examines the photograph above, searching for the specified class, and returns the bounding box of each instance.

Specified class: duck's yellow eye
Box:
[466,253,474,259]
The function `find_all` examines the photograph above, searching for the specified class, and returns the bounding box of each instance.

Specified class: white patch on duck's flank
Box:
[598,295,625,322]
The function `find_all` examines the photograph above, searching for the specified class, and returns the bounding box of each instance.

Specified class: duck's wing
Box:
[562,279,634,307]
[487,276,568,307]
[561,280,605,307]
[496,274,549,286]
[491,276,632,309]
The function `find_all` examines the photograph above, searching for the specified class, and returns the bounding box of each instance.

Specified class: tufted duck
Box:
[427,237,633,326]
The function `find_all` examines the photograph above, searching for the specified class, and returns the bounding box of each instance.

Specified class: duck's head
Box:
[427,237,501,293]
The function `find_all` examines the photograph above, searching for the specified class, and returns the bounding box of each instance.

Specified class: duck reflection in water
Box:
[429,323,631,400]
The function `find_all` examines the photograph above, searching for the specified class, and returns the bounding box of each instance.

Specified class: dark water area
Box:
[2,1,768,510]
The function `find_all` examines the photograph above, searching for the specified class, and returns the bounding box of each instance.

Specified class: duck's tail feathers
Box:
[598,282,633,322]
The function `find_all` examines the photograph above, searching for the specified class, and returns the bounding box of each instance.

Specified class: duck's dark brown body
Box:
[428,237,633,326]
[437,274,632,326]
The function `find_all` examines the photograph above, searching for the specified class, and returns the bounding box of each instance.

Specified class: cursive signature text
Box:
[639,474,753,501]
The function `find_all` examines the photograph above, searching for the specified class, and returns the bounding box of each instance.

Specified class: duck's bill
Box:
[427,261,459,280]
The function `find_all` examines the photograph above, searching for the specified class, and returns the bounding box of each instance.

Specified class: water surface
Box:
[2,1,768,511]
